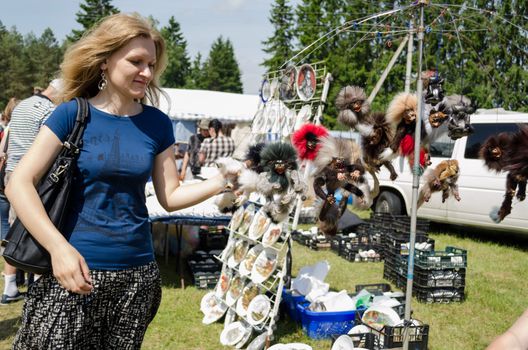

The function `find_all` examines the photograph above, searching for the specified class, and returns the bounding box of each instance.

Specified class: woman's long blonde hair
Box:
[59,13,167,106]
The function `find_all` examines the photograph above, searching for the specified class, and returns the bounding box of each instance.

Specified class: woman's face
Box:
[101,36,156,101]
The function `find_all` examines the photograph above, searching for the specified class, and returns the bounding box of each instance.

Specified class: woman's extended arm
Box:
[152,146,226,211]
[5,126,92,295]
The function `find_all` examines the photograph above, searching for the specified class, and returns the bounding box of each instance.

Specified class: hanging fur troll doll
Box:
[386,92,430,169]
[335,85,374,137]
[479,125,528,222]
[312,137,369,236]
[361,111,398,181]
[292,123,329,161]
[256,142,307,223]
[418,159,461,208]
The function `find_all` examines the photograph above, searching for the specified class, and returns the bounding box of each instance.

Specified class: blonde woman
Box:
[6,13,231,349]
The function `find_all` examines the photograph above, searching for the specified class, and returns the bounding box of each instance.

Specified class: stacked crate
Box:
[329,220,384,262]
[188,227,229,289]
[398,247,467,303]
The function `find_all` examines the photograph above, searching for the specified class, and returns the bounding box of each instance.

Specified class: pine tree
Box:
[0,25,31,105]
[294,0,326,63]
[160,16,191,88]
[202,37,243,93]
[24,29,63,89]
[67,0,119,42]
[261,0,295,71]
[185,53,205,90]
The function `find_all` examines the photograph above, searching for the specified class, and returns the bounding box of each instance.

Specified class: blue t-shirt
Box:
[45,100,175,270]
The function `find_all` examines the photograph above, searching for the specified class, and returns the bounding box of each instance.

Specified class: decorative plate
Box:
[251,107,266,134]
[235,322,253,349]
[246,294,271,325]
[270,78,279,99]
[294,104,313,131]
[331,335,356,350]
[220,321,247,346]
[214,269,231,298]
[261,223,283,247]
[230,206,245,231]
[219,239,235,263]
[296,63,317,101]
[201,292,228,324]
[236,282,261,317]
[239,244,264,277]
[285,108,297,136]
[247,332,268,350]
[251,248,278,284]
[279,66,298,101]
[227,240,250,269]
[225,275,245,306]
[260,79,271,103]
[361,305,402,331]
[238,205,256,235]
[248,211,271,240]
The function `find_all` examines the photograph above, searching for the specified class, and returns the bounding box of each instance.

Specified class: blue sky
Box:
[0,0,285,94]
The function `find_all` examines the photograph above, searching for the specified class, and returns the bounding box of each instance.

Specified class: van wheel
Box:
[375,191,403,215]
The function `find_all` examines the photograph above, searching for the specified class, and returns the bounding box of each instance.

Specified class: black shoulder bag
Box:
[1,97,89,274]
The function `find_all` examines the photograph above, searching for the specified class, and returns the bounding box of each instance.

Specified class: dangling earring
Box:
[98,71,107,91]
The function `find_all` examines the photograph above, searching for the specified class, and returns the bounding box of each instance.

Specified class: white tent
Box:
[158,88,260,122]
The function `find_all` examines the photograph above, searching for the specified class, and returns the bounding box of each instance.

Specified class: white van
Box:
[372,108,528,234]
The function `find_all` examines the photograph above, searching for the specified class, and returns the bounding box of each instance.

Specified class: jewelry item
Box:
[98,71,107,91]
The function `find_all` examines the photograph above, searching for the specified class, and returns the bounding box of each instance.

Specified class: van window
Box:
[464,123,519,159]
[429,132,455,158]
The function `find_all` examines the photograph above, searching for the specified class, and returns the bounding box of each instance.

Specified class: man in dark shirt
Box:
[179,119,210,181]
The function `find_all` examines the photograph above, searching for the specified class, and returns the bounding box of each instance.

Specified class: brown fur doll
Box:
[335,85,374,137]
[418,159,461,208]
[312,137,370,236]
[479,125,528,222]
[361,111,398,181]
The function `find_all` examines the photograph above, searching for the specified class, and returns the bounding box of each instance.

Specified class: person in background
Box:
[6,13,234,349]
[2,81,60,305]
[179,119,210,181]
[0,98,18,256]
[199,118,235,167]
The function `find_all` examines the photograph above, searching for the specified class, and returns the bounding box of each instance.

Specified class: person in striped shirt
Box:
[1,80,61,305]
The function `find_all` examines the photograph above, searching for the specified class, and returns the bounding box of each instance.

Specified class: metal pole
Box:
[403,2,425,350]
[368,35,409,104]
[404,20,414,93]
[291,72,332,230]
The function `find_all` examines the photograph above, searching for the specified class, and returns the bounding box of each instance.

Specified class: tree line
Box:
[2,0,526,124]
[261,0,527,128]
[0,0,243,110]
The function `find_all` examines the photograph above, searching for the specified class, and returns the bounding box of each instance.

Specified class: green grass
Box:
[1,225,527,350]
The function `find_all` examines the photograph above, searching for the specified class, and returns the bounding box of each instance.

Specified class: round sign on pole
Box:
[279,66,297,101]
[296,64,317,101]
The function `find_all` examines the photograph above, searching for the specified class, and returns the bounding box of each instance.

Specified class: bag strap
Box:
[63,97,89,156]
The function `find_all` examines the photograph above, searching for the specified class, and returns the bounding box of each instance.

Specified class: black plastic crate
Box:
[379,322,429,350]
[331,333,378,350]
[413,286,465,303]
[355,283,392,295]
[198,228,228,250]
[414,246,467,269]
[413,267,466,288]
[192,271,220,289]
[188,259,221,273]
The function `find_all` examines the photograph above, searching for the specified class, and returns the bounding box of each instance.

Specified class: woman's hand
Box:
[50,243,93,295]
